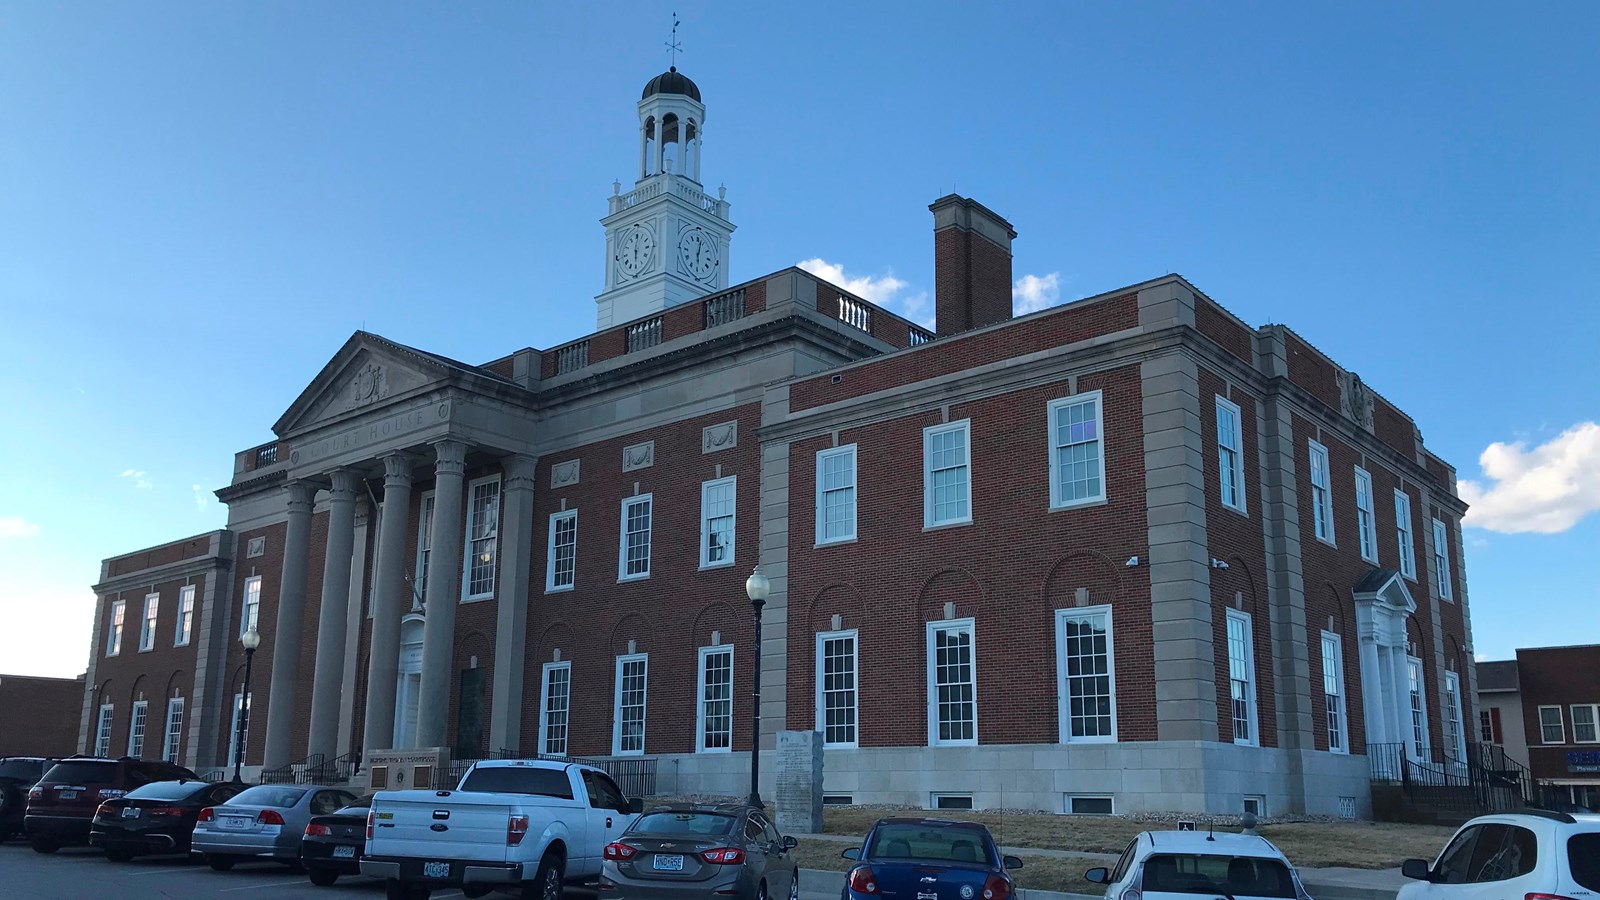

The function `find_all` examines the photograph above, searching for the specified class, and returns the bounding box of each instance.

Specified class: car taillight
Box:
[96,802,113,817]
[28,787,43,800]
[198,807,215,822]
[982,875,1012,900]
[507,815,530,847]
[1526,895,1579,900]
[149,806,186,818]
[701,848,745,864]
[848,866,879,894]
[98,789,126,799]
[366,809,375,840]
[258,810,286,826]
[604,842,637,860]
[306,824,333,837]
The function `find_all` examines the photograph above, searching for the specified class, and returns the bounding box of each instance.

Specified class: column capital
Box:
[380,452,416,486]
[503,454,539,492]
[286,479,318,514]
[431,438,469,476]
[327,468,363,501]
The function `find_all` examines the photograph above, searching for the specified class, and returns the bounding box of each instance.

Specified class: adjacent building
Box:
[0,673,86,758]
[1476,646,1600,810]
[77,67,1477,818]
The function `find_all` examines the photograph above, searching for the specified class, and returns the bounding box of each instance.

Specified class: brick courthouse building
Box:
[78,68,1476,818]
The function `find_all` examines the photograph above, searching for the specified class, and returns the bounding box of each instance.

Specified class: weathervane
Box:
[665,12,682,69]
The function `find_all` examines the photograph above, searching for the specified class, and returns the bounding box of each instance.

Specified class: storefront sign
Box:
[1566,750,1600,773]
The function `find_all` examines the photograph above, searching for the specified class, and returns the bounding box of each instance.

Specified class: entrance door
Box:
[394,617,424,748]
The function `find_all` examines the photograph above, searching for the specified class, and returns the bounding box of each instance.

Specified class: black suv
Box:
[25,755,197,852]
[0,757,54,842]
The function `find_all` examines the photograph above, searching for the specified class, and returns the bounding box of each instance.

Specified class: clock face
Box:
[678,228,720,282]
[616,225,654,278]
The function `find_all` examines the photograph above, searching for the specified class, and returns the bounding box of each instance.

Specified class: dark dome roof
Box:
[642,67,701,102]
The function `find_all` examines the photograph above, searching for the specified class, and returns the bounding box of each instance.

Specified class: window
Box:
[697,646,734,752]
[416,491,436,600]
[1048,392,1106,508]
[95,704,114,757]
[1308,440,1334,544]
[538,661,571,756]
[227,692,250,766]
[816,445,858,544]
[1216,397,1247,513]
[1432,518,1454,601]
[241,576,261,637]
[923,421,972,528]
[823,794,854,806]
[545,510,577,593]
[1056,607,1116,742]
[162,697,185,763]
[930,793,973,810]
[1321,631,1348,754]
[1339,796,1357,820]
[1480,708,1501,744]
[816,630,859,748]
[926,619,977,746]
[1395,490,1417,579]
[1243,796,1265,818]
[1439,824,1537,883]
[128,700,148,758]
[463,477,500,600]
[618,495,653,581]
[1068,795,1115,815]
[1540,705,1566,744]
[613,653,648,755]
[1226,610,1258,745]
[1354,467,1378,563]
[1572,704,1599,744]
[700,476,736,568]
[1408,657,1430,760]
[1444,671,1466,763]
[175,585,195,647]
[107,600,125,656]
[139,593,159,652]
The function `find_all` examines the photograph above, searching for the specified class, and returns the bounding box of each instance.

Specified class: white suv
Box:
[1397,810,1600,900]
[1086,831,1314,900]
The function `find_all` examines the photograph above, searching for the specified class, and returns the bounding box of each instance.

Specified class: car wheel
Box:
[0,786,18,823]
[31,839,60,854]
[756,880,769,900]
[105,849,134,863]
[308,868,339,887]
[789,872,800,900]
[207,853,236,871]
[528,850,564,900]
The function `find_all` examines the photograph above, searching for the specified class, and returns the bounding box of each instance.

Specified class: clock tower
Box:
[595,67,736,329]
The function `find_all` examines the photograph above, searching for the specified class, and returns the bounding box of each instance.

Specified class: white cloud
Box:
[0,516,41,539]
[1013,272,1062,314]
[120,468,153,490]
[1459,422,1600,534]
[192,484,213,512]
[797,258,933,329]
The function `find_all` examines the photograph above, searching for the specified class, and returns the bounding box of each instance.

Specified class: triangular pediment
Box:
[273,332,463,436]
[1352,566,1416,614]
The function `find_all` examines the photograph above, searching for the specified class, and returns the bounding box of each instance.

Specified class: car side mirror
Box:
[626,798,644,814]
[842,848,861,860]
[1003,856,1023,870]
[1084,867,1110,884]
[782,836,798,850]
[1400,859,1433,882]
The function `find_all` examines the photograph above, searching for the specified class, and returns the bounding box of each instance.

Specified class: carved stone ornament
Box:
[246,536,266,558]
[350,362,389,410]
[551,459,581,489]
[1339,370,1376,433]
[622,441,655,472]
[702,421,737,454]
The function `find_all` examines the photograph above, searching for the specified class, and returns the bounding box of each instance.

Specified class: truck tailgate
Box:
[369,791,514,863]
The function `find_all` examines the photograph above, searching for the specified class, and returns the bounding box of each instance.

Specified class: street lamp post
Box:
[233,628,261,784]
[744,567,770,809]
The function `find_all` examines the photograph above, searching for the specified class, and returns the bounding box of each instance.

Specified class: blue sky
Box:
[1,2,1596,678]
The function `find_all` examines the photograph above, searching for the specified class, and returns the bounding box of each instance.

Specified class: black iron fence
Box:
[260,752,362,786]
[1368,740,1568,816]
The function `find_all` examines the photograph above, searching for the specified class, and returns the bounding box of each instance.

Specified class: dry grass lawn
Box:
[789,841,1111,896]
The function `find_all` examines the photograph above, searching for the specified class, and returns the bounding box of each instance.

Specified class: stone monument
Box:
[775,730,823,834]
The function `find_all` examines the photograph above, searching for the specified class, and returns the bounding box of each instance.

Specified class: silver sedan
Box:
[191,784,358,871]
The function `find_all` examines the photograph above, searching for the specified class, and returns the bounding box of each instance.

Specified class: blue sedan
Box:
[841,818,1022,900]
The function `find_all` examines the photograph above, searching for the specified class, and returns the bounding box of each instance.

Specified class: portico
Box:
[1354,568,1421,760]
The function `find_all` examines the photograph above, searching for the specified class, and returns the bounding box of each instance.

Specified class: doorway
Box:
[394,616,424,749]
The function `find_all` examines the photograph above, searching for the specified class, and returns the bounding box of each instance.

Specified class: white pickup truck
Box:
[361,759,643,900]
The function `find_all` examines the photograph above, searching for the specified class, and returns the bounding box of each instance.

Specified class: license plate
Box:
[121,807,140,818]
[58,790,78,800]
[222,816,252,829]
[653,854,685,871]
[423,861,451,879]
[333,845,356,859]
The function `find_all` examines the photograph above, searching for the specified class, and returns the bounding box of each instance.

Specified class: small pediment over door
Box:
[274,332,454,436]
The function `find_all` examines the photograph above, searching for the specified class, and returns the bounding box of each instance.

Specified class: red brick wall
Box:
[934,228,1012,335]
[1196,301,1254,365]
[218,522,287,765]
[0,676,83,757]
[541,280,772,379]
[107,536,213,578]
[1374,399,1415,458]
[1516,646,1600,781]
[89,574,207,760]
[483,358,515,379]
[1285,335,1341,412]
[785,365,1154,745]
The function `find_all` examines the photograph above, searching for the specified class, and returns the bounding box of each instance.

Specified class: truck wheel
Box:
[308,868,338,886]
[527,850,565,900]
[31,839,60,854]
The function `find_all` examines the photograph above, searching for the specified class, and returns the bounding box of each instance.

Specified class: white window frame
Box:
[416,490,436,602]
[128,699,148,758]
[1226,609,1259,746]
[612,653,649,756]
[1055,606,1117,743]
[174,584,195,647]
[227,692,250,766]
[241,576,262,637]
[95,703,114,757]
[618,494,653,582]
[545,509,578,593]
[538,661,572,756]
[107,600,125,657]
[695,645,735,753]
[1570,704,1600,744]
[1354,467,1378,564]
[139,592,159,652]
[699,476,737,570]
[1540,705,1567,744]
[1395,490,1417,580]
[925,618,978,747]
[162,696,185,763]
[1432,518,1454,601]
[1443,671,1467,763]
[1215,396,1248,514]
[1321,630,1348,754]
[1047,391,1107,509]
[815,445,858,545]
[1066,795,1116,816]
[815,629,860,749]
[1308,440,1335,545]
[930,793,974,810]
[922,420,973,529]
[462,476,501,602]
[1407,656,1430,761]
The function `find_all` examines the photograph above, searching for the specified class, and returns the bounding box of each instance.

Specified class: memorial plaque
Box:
[775,730,823,835]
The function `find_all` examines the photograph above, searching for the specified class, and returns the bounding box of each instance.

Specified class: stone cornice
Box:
[94,554,232,595]
[215,468,287,504]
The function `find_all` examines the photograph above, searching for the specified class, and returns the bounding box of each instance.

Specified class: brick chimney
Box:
[930,195,1017,336]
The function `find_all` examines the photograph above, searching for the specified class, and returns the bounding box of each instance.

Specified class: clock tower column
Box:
[595,67,736,330]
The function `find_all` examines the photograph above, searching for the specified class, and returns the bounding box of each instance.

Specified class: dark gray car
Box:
[600,804,799,900]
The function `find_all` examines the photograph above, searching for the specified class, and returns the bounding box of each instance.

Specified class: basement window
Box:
[930,793,973,811]
[1067,795,1115,815]
[823,794,854,806]
[1243,795,1265,818]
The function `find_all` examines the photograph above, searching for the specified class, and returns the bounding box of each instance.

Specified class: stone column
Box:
[262,479,318,770]
[363,454,414,758]
[416,440,468,749]
[306,469,361,763]
[336,497,372,760]
[489,455,537,755]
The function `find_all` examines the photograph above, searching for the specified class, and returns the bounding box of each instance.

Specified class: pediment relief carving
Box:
[287,348,441,434]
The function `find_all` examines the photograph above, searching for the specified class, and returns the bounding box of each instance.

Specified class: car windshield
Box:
[630,812,738,836]
[458,767,573,799]
[0,759,45,782]
[39,761,117,785]
[226,786,306,808]
[1139,854,1297,898]
[125,781,210,801]
[1571,834,1600,891]
[866,823,996,866]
